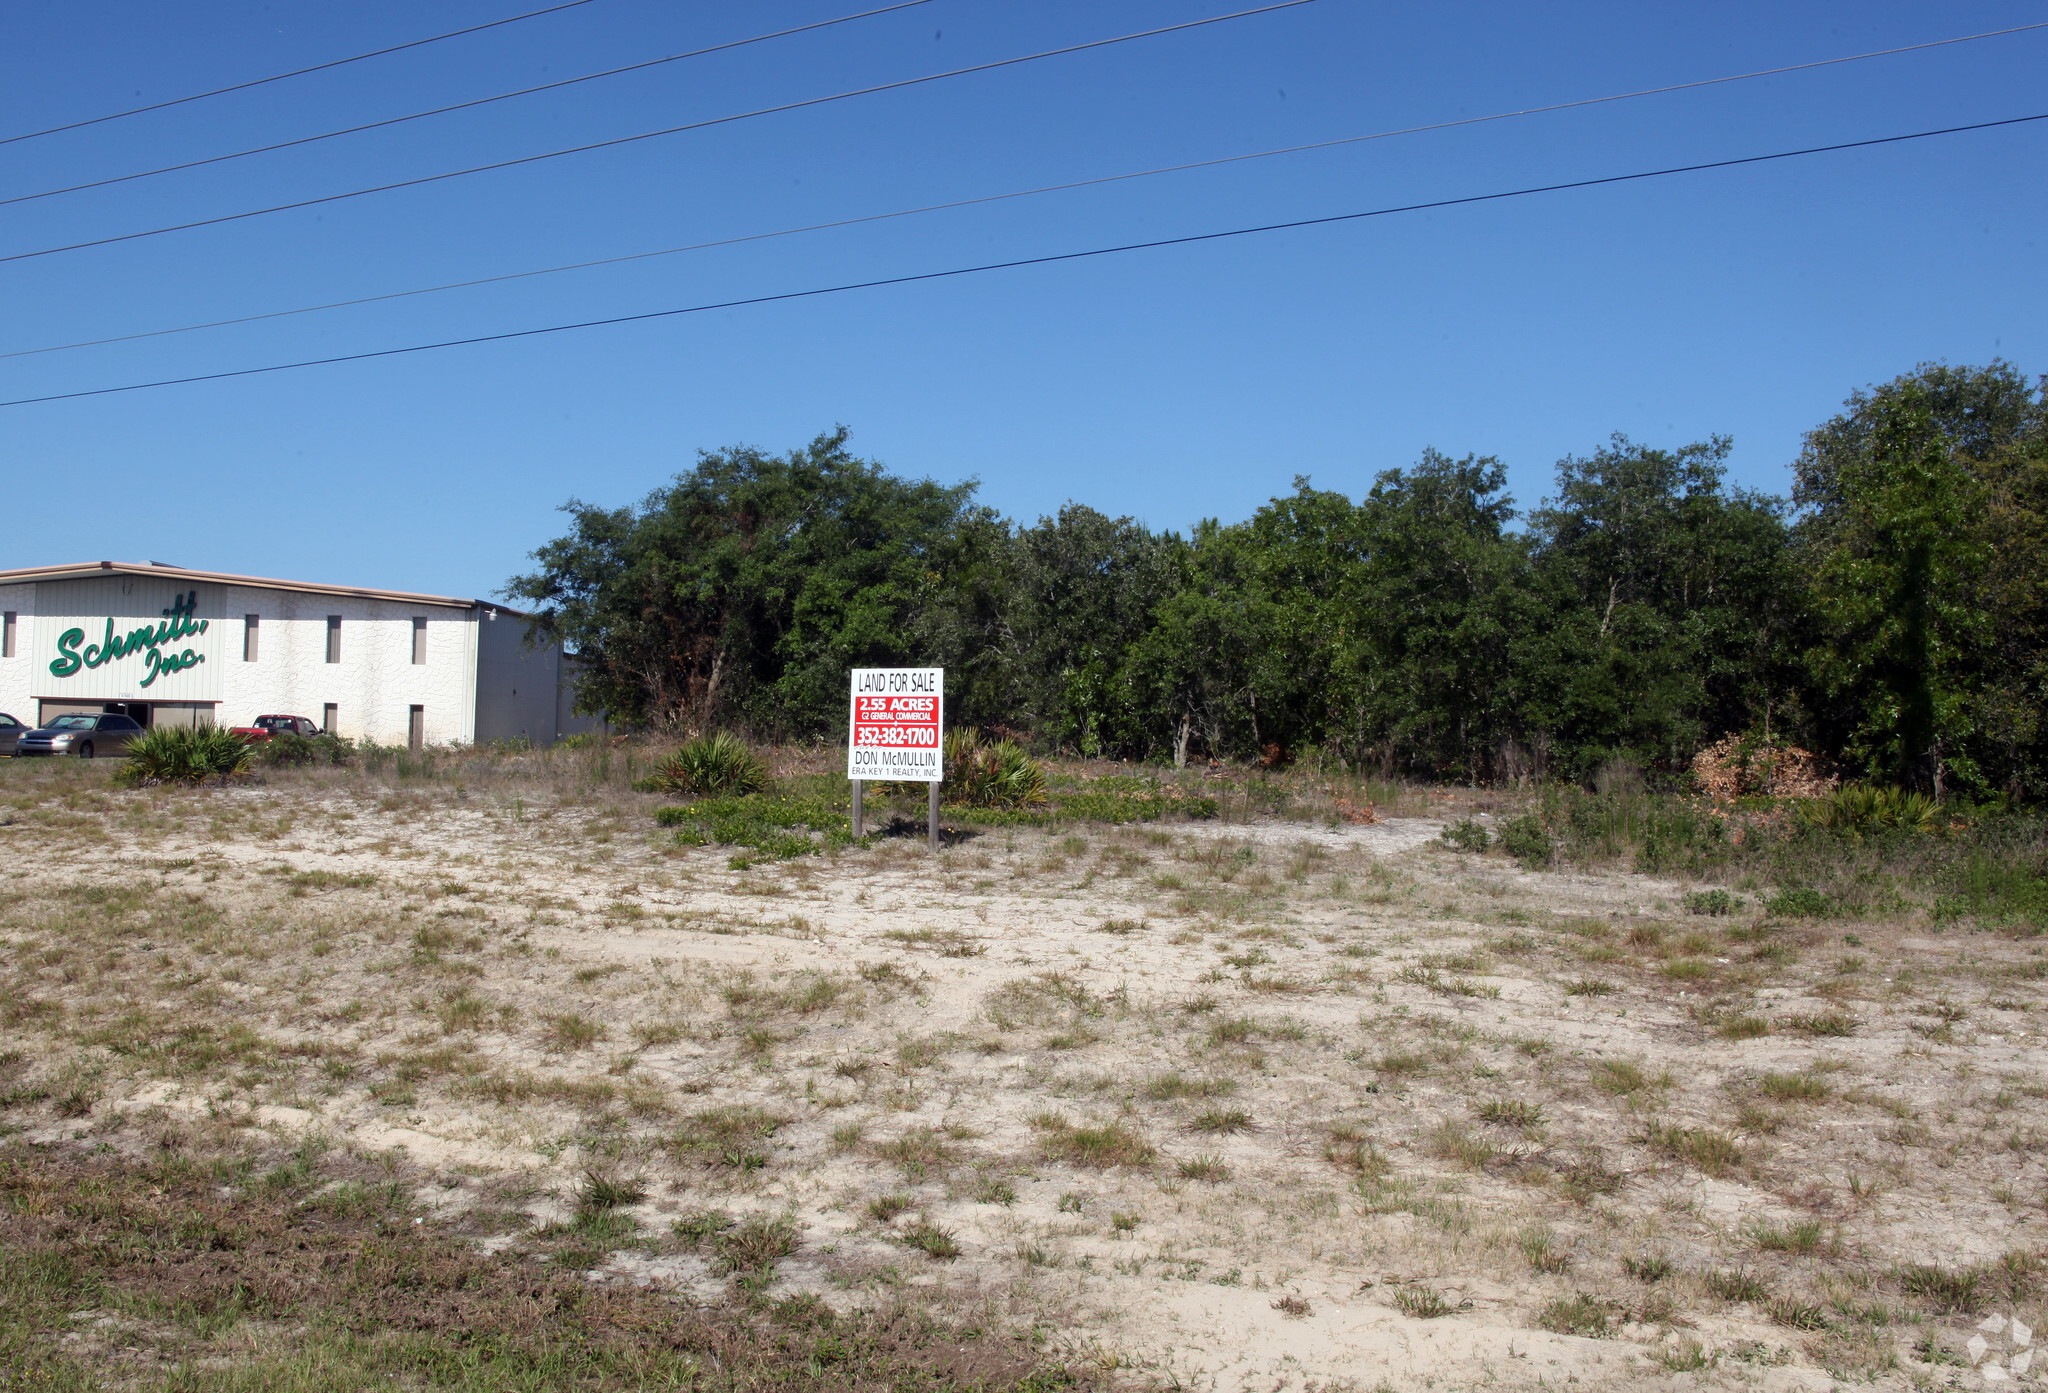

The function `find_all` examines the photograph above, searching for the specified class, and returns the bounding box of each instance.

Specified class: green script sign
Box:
[49,590,210,688]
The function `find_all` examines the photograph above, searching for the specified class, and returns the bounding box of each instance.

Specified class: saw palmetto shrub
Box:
[119,725,253,786]
[942,729,1048,808]
[651,732,767,797]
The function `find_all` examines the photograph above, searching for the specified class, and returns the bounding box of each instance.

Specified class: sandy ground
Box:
[2,779,2044,1391]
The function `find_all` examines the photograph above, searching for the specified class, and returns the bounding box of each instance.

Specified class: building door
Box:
[408,705,424,752]
[323,703,338,735]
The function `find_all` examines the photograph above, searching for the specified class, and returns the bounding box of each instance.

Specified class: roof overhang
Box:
[0,561,522,615]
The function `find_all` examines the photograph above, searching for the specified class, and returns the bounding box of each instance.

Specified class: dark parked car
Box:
[16,712,145,758]
[0,713,23,756]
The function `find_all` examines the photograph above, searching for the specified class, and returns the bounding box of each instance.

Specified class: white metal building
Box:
[0,561,596,748]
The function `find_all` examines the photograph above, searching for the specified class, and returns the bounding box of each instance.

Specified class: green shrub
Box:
[121,724,254,785]
[941,729,1048,808]
[1499,814,1552,868]
[1803,785,1938,836]
[1683,888,1738,916]
[655,791,849,865]
[652,732,767,797]
[1938,853,2048,932]
[256,731,353,768]
[1767,887,1833,918]
[1440,818,1491,852]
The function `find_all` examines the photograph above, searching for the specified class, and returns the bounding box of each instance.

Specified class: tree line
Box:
[507,361,2048,799]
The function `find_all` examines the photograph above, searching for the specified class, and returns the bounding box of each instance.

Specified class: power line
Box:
[2,1,939,209]
[0,0,1319,268]
[9,20,2040,362]
[6,112,2040,411]
[0,0,603,148]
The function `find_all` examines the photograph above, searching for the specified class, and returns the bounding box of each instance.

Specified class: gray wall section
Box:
[473,609,564,745]
[556,657,609,741]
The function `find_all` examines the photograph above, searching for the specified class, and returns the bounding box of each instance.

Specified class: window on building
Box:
[1,611,15,659]
[408,705,424,752]
[243,615,259,662]
[322,703,338,734]
[411,617,427,665]
[325,615,341,664]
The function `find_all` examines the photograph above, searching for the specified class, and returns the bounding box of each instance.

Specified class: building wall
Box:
[1,572,592,747]
[474,607,560,745]
[217,585,478,746]
[0,582,35,728]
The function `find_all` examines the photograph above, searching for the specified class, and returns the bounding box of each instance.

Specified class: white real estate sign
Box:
[847,668,943,782]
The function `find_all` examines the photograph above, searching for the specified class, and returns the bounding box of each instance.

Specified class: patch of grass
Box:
[1537,1294,1610,1338]
[669,1104,783,1167]
[655,789,852,865]
[577,1170,646,1213]
[1392,1286,1452,1319]
[1717,1015,1773,1040]
[1623,1253,1672,1282]
[1768,1296,1829,1330]
[1898,1264,1982,1313]
[1142,1072,1237,1101]
[1206,1016,1258,1046]
[1558,1154,1625,1203]
[1684,888,1739,916]
[1031,1114,1154,1168]
[971,1175,1018,1206]
[1785,1011,1857,1037]
[885,927,986,957]
[901,1219,962,1260]
[1760,1071,1832,1102]
[1475,1098,1544,1131]
[1644,1122,1742,1177]
[867,1193,914,1223]
[1520,1225,1573,1274]
[0,1145,1074,1392]
[1177,1154,1231,1182]
[1188,1107,1252,1134]
[542,1012,605,1050]
[872,1127,957,1180]
[713,1212,798,1278]
[1098,918,1146,936]
[1564,977,1613,997]
[1271,1294,1312,1317]
[1705,1268,1770,1302]
[1590,1059,1665,1097]
[1657,1337,1714,1372]
[1752,1219,1835,1255]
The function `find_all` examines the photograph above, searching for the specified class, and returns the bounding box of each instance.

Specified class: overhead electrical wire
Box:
[0,0,1319,268]
[5,111,2041,411]
[2,0,940,209]
[6,20,2040,363]
[0,0,604,148]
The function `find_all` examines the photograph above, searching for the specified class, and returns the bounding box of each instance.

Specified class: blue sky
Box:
[3,1,2043,599]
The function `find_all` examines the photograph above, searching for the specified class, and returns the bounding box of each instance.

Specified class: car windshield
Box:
[47,715,97,729]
